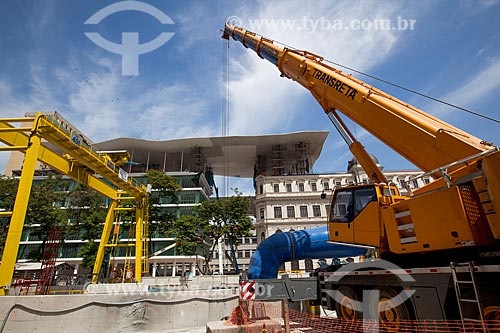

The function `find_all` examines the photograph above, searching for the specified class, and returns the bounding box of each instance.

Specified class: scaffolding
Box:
[271,144,286,176]
[264,142,312,177]
[294,142,310,175]
[191,146,205,173]
[34,229,62,295]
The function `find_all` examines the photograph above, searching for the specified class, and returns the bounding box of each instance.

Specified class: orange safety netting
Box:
[231,300,500,333]
[287,309,500,333]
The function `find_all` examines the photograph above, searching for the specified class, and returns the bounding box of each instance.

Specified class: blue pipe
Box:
[247,226,367,279]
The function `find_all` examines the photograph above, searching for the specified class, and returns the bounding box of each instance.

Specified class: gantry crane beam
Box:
[0,118,120,199]
[34,113,147,198]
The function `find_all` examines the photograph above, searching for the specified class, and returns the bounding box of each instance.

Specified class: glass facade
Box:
[16,172,210,263]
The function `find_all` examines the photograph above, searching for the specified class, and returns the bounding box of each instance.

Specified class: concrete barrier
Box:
[0,288,239,332]
[84,276,239,295]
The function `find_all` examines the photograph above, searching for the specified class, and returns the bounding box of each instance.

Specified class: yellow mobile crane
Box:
[0,112,149,295]
[223,24,500,322]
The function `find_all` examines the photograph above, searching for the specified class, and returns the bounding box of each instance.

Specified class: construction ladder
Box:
[35,230,63,295]
[450,261,486,333]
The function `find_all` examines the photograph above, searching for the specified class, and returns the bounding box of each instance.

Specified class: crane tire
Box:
[334,285,362,320]
[370,287,412,323]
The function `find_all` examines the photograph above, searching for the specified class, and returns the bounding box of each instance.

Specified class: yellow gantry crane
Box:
[0,112,149,295]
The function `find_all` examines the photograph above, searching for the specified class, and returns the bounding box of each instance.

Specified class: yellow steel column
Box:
[92,199,118,284]
[135,203,143,282]
[142,199,149,275]
[0,135,41,295]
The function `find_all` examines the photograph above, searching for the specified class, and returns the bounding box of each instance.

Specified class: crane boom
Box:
[222,24,493,183]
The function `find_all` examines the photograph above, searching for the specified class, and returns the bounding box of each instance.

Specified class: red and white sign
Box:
[239,280,255,300]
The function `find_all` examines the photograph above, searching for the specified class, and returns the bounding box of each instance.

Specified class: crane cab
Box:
[327,184,402,249]
[328,180,493,255]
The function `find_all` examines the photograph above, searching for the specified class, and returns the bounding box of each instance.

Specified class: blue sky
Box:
[1,0,499,195]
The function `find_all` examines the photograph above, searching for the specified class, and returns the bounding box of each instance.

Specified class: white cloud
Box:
[438,58,500,114]
[226,1,417,137]
[67,60,122,140]
[0,81,11,96]
[175,3,219,52]
[226,55,304,135]
[17,0,56,36]
[0,52,219,173]
[133,84,217,140]
[51,52,218,142]
[475,48,486,58]
[480,0,500,6]
[0,80,37,117]
[0,79,44,174]
[240,1,404,69]
[461,0,500,9]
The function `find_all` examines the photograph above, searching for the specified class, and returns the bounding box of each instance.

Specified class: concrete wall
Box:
[141,275,240,290]
[0,288,238,332]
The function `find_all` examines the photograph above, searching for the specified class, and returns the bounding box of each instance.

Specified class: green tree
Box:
[24,175,67,261]
[197,189,253,273]
[79,242,100,270]
[171,215,204,255]
[146,169,182,241]
[0,175,19,257]
[66,184,108,270]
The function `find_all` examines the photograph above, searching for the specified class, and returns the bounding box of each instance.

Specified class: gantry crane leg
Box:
[0,136,41,295]
[92,199,119,284]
